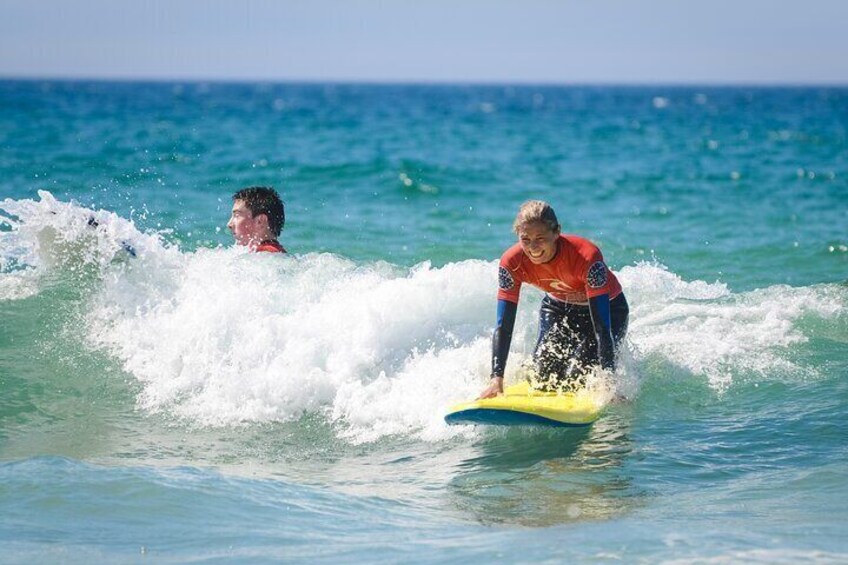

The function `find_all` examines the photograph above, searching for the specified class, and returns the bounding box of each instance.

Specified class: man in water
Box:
[479,200,629,399]
[227,186,287,253]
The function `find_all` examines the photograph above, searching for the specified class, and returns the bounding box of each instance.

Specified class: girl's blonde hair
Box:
[512,200,560,234]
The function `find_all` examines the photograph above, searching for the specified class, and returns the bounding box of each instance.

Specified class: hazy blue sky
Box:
[1,0,846,84]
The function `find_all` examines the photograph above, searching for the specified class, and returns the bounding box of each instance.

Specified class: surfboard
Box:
[444,381,601,427]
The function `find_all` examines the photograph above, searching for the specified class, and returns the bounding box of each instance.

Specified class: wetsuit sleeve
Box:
[588,293,615,370]
[492,299,518,377]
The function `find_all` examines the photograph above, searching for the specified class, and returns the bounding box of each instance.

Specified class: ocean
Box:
[1,80,846,563]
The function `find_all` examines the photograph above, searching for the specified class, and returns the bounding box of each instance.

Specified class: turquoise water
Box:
[1,80,847,563]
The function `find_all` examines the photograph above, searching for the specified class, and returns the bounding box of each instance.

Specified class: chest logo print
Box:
[546,279,576,292]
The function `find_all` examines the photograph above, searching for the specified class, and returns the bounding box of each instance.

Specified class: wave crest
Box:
[3,194,844,441]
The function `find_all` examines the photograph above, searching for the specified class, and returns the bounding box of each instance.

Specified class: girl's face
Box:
[517,221,559,264]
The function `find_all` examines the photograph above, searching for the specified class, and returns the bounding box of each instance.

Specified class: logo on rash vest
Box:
[498,266,515,290]
[547,279,576,292]
[587,261,608,289]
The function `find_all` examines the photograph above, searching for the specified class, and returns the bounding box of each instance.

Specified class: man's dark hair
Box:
[233,186,285,236]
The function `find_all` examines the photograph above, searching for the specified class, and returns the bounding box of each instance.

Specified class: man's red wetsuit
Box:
[255,240,286,253]
[492,234,628,386]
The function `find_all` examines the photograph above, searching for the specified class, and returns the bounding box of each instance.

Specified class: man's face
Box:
[228,199,264,246]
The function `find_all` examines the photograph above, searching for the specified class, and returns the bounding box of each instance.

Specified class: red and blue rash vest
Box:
[497,234,622,306]
[255,240,287,253]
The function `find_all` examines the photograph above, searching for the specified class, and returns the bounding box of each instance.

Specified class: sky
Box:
[1,0,847,84]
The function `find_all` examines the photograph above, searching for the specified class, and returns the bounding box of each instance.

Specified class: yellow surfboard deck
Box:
[444,381,602,427]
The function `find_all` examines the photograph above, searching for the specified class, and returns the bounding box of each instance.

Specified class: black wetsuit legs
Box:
[533,294,629,389]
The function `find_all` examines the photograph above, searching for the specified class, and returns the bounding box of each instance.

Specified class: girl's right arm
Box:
[479,299,518,399]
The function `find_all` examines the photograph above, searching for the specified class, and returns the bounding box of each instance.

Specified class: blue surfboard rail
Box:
[444,408,593,428]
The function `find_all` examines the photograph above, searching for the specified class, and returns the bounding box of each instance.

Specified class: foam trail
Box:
[0,269,41,301]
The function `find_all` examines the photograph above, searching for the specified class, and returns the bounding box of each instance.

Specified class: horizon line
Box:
[2,73,847,89]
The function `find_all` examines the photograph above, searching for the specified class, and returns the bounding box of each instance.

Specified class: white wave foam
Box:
[0,190,172,292]
[87,247,505,440]
[4,194,844,441]
[620,262,844,391]
[92,252,842,441]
